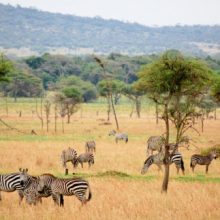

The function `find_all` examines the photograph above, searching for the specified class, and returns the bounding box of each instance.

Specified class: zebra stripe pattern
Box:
[109,130,128,143]
[37,173,64,205]
[141,152,185,175]
[0,168,28,203]
[74,153,94,168]
[45,177,92,206]
[146,136,165,155]
[190,152,217,173]
[61,147,77,169]
[20,172,60,205]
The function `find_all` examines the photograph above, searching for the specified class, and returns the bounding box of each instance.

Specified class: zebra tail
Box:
[181,159,185,172]
[60,194,64,206]
[190,159,192,168]
[87,185,92,202]
[126,138,128,143]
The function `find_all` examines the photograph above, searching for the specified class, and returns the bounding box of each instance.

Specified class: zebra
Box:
[38,177,92,206]
[19,171,54,205]
[146,135,190,155]
[37,173,64,205]
[141,152,185,175]
[85,141,96,153]
[146,136,165,155]
[74,153,94,168]
[109,130,128,143]
[61,147,77,171]
[0,168,27,204]
[190,151,218,173]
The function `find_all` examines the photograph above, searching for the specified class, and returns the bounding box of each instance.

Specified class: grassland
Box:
[0,98,220,220]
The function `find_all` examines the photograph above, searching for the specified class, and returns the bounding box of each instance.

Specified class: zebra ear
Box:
[19,168,22,172]
[25,168,28,172]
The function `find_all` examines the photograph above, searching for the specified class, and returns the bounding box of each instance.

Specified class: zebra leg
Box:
[81,162,83,168]
[52,193,59,206]
[176,166,180,175]
[17,190,24,205]
[192,165,195,173]
[60,194,64,207]
[206,165,209,174]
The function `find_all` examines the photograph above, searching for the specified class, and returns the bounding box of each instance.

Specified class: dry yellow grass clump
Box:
[0,100,220,219]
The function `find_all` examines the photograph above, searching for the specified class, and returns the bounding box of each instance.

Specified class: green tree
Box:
[57,75,97,102]
[137,50,212,192]
[122,83,144,118]
[0,54,13,82]
[54,87,82,124]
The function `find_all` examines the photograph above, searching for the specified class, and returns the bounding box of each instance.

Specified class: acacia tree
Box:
[95,57,120,130]
[55,88,82,124]
[122,83,144,118]
[137,50,212,192]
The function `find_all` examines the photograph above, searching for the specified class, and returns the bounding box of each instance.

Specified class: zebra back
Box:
[50,177,92,205]
[0,172,25,192]
[61,147,77,168]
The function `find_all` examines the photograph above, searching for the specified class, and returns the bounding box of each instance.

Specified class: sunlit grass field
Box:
[0,98,220,220]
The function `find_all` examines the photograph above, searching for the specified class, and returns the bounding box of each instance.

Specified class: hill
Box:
[0,4,220,56]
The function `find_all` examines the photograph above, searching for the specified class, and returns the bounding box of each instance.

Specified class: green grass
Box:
[173,174,220,183]
[55,170,220,183]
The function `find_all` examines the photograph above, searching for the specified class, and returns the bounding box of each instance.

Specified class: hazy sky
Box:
[0,0,220,26]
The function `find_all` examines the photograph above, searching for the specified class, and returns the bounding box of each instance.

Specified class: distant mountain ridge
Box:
[0,3,220,57]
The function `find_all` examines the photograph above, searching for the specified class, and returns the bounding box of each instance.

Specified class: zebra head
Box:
[73,158,79,168]
[141,156,153,174]
[210,151,218,160]
[109,130,116,136]
[18,168,30,188]
[37,176,47,193]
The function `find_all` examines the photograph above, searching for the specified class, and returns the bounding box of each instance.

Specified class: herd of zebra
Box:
[142,135,218,175]
[0,141,96,206]
[0,130,218,206]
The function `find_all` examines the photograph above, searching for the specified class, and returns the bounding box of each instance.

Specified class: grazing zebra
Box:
[39,177,92,206]
[0,168,27,203]
[37,174,64,205]
[19,171,54,205]
[146,136,165,155]
[61,147,77,169]
[109,130,128,143]
[141,152,185,175]
[74,153,94,168]
[85,141,96,153]
[190,151,218,173]
[146,136,190,155]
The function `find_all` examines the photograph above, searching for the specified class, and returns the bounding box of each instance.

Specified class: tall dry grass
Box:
[0,99,220,219]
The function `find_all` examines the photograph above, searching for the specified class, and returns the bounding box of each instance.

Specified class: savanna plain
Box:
[0,98,220,220]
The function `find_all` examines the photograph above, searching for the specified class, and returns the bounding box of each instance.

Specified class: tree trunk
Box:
[107,96,111,121]
[135,98,141,118]
[162,147,170,193]
[156,103,159,124]
[54,104,57,133]
[5,96,8,117]
[61,117,64,133]
[201,117,204,132]
[161,103,170,193]
[110,94,119,130]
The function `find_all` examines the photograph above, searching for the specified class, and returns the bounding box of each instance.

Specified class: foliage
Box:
[0,53,13,82]
[57,75,97,102]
